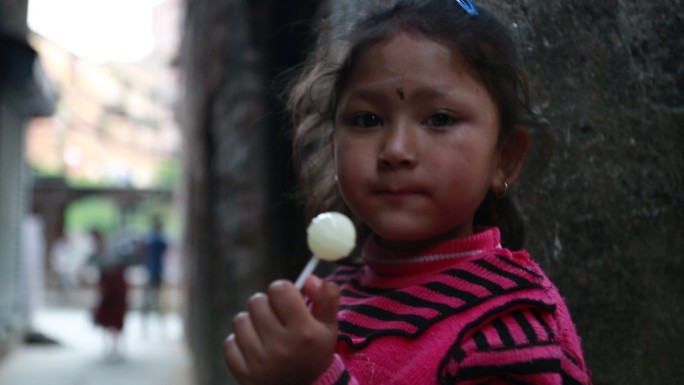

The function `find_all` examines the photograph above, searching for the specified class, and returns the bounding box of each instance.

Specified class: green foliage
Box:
[65,197,120,235]
[123,198,181,238]
[66,196,180,239]
[30,163,62,178]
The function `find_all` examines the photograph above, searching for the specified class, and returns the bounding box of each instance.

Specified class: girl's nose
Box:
[378,123,418,169]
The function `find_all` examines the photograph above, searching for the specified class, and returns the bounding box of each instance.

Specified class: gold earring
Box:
[496,181,509,199]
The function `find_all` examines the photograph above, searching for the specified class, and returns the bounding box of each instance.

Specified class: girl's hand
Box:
[223,275,340,385]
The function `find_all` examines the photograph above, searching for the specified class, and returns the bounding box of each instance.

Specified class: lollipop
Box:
[294,212,356,289]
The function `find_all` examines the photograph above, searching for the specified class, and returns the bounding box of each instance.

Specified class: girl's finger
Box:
[223,333,249,381]
[247,292,284,341]
[267,280,312,327]
[232,311,263,365]
[308,278,340,329]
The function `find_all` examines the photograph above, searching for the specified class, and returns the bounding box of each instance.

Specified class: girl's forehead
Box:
[340,33,481,95]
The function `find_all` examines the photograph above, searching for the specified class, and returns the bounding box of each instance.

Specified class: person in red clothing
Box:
[89,228,128,359]
[224,1,592,384]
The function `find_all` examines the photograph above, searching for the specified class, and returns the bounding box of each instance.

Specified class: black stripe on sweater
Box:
[340,288,369,299]
[347,279,394,296]
[495,255,544,280]
[338,303,427,327]
[512,310,538,344]
[456,358,561,380]
[333,369,351,385]
[531,308,555,340]
[423,281,478,302]
[498,374,538,385]
[561,369,584,385]
[343,284,459,312]
[474,259,536,287]
[443,269,505,294]
[492,319,515,348]
[385,290,453,313]
[438,299,558,383]
[473,330,490,350]
[562,349,581,367]
[338,320,410,340]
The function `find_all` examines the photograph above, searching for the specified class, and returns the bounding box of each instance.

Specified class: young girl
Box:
[224,1,592,384]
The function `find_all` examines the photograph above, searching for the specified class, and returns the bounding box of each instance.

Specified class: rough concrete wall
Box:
[501,1,684,383]
[477,1,683,383]
[179,1,269,384]
[179,1,323,384]
[328,1,683,384]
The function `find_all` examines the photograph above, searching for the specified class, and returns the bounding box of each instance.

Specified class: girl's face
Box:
[333,32,510,250]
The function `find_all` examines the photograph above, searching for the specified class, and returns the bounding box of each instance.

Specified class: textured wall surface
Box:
[179,1,321,384]
[478,1,683,384]
[179,1,269,385]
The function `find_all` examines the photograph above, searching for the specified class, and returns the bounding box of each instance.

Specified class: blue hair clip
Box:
[454,0,479,16]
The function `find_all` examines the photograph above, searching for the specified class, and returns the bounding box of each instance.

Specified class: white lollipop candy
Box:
[294,212,356,289]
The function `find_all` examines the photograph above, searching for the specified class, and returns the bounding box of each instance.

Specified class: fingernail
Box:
[233,311,248,324]
[249,292,265,302]
[308,275,323,291]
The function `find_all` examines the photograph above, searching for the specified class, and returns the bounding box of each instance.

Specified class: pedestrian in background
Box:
[89,228,128,360]
[141,216,169,336]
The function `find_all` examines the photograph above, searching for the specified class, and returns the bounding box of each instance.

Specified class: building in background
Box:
[0,0,182,359]
[0,6,56,359]
[26,0,182,189]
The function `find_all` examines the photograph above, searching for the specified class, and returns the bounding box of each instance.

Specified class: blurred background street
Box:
[0,285,191,385]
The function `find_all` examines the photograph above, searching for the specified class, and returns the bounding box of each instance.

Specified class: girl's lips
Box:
[373,184,428,195]
[377,190,422,195]
[373,188,428,202]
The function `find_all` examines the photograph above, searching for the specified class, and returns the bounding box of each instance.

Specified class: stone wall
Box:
[472,1,681,383]
[178,1,320,384]
[476,1,682,383]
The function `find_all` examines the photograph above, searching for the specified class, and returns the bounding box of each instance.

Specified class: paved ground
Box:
[0,290,193,385]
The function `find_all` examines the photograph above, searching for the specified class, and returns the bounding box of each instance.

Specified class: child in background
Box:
[224,0,592,384]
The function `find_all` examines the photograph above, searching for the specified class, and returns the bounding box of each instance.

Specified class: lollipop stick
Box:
[294,256,320,289]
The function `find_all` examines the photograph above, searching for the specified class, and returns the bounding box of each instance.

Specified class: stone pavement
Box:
[0,304,194,385]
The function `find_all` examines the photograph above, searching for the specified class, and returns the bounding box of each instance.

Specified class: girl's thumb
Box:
[305,276,340,328]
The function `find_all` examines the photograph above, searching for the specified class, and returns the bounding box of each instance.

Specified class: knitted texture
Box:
[313,228,591,385]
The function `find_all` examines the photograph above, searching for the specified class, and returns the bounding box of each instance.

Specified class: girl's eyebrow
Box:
[344,86,454,101]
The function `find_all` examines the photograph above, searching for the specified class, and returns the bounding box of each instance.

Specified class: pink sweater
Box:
[313,228,591,385]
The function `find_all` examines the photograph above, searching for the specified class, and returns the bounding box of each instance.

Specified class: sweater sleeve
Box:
[312,354,359,385]
[438,305,590,385]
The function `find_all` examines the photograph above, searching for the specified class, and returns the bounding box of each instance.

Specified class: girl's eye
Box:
[350,113,383,128]
[425,112,458,128]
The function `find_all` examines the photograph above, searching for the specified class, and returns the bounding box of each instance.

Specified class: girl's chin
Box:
[372,224,473,251]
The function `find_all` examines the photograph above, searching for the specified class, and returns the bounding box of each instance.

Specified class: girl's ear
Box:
[492,126,529,194]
